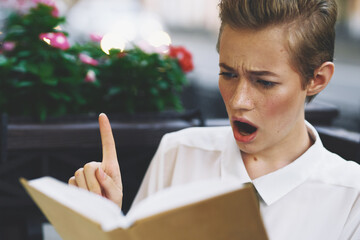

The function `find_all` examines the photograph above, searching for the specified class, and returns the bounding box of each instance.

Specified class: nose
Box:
[229,79,254,111]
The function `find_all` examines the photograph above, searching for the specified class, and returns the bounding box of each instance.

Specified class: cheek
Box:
[261,95,294,136]
[263,91,303,124]
[264,96,290,117]
[218,80,231,104]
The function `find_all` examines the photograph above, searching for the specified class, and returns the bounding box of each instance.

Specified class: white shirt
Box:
[132,122,360,240]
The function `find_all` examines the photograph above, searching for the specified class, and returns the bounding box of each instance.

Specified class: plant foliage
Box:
[0,2,193,121]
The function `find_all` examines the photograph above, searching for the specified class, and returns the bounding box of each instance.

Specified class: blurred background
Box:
[1,0,359,131]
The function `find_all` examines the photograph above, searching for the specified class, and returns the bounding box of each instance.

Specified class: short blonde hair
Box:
[217,0,338,101]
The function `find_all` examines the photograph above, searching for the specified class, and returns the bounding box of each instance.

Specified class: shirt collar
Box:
[221,121,326,206]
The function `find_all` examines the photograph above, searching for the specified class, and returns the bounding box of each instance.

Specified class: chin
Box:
[235,141,258,154]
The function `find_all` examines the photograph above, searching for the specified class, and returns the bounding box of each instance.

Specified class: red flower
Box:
[39,32,70,50]
[169,45,194,73]
[117,52,127,58]
[79,53,98,66]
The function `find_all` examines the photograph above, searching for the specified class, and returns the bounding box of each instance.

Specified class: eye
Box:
[257,79,276,88]
[219,72,237,79]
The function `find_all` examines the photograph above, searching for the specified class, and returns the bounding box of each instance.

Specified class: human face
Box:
[218,25,308,157]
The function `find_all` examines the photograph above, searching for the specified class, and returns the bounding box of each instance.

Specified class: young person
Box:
[69,0,360,239]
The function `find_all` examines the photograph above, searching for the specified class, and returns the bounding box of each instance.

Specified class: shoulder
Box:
[160,126,232,152]
[316,149,360,190]
[306,122,360,190]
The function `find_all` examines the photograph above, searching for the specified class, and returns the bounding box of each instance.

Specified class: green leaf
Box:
[48,91,62,100]
[155,98,165,111]
[41,77,58,86]
[37,104,47,122]
[13,61,27,73]
[61,52,76,62]
[6,25,25,38]
[17,51,32,58]
[14,81,34,87]
[60,93,71,102]
[150,87,159,96]
[39,64,54,78]
[158,80,169,90]
[0,56,7,66]
[108,87,122,96]
[26,62,54,78]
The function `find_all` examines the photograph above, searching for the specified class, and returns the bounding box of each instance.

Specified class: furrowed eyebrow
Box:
[219,63,280,78]
[219,63,236,71]
[248,70,279,78]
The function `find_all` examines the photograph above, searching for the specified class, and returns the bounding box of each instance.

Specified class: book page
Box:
[28,177,246,232]
[126,178,245,224]
[28,177,131,231]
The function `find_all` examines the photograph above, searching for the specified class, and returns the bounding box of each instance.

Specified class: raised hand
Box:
[68,113,123,208]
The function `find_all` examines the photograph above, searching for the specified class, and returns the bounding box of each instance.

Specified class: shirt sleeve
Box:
[130,133,178,208]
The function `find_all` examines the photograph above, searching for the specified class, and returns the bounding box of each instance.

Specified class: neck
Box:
[242,122,314,180]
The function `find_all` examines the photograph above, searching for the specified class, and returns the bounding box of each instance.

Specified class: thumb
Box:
[96,166,123,208]
[98,113,121,180]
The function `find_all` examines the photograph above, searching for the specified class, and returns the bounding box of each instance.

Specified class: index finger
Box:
[99,113,118,167]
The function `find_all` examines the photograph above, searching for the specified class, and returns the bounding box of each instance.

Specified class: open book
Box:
[20,176,268,240]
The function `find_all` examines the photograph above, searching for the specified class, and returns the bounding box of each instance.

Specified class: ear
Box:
[306,61,334,97]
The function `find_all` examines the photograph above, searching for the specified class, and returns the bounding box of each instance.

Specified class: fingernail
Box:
[98,166,106,180]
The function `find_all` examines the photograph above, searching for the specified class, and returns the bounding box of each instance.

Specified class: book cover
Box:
[20,177,268,240]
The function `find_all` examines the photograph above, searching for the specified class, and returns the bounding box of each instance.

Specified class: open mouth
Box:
[234,121,258,136]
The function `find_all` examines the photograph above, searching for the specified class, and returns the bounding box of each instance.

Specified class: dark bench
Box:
[0,111,204,240]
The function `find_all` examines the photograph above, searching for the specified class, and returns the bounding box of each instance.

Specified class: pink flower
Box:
[2,42,16,51]
[84,70,96,83]
[39,32,70,50]
[137,41,154,54]
[90,34,103,42]
[169,45,194,73]
[79,53,98,66]
[137,40,169,55]
[51,7,59,17]
[33,0,59,17]
[5,0,33,13]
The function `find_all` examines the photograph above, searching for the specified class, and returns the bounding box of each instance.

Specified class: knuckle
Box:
[84,161,100,172]
[68,176,75,185]
[74,168,84,177]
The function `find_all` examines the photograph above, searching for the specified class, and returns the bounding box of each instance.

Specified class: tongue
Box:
[239,129,251,136]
